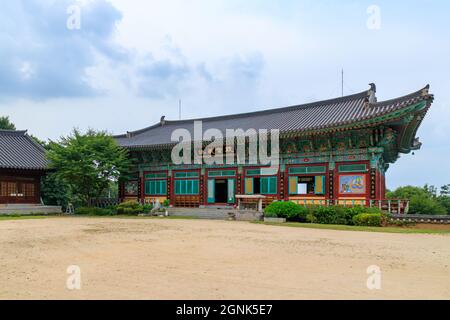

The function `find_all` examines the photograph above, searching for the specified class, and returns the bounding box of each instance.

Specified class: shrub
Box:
[307,206,347,225]
[116,200,144,215]
[306,206,382,225]
[352,213,382,227]
[264,201,308,221]
[162,199,170,207]
[143,204,153,214]
[75,207,115,216]
[311,206,337,224]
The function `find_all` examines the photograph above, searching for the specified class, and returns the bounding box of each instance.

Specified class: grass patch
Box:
[0,215,50,221]
[253,221,450,235]
[112,215,199,220]
[71,214,199,220]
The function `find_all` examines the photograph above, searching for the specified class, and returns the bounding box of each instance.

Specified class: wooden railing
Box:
[89,198,410,214]
[89,198,163,208]
[88,198,120,208]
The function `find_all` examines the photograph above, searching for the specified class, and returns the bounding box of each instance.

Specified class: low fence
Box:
[88,198,160,208]
[391,214,450,224]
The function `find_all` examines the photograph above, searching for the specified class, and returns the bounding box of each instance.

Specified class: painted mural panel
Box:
[124,181,139,195]
[339,175,366,194]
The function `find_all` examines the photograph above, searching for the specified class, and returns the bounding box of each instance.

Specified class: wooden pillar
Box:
[139,173,144,202]
[166,176,172,204]
[328,162,335,202]
[200,168,205,207]
[370,168,377,200]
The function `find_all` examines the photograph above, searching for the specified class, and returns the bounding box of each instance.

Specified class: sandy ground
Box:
[0,217,449,300]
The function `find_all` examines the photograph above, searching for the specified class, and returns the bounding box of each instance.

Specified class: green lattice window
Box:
[288,166,326,175]
[175,180,199,195]
[145,180,167,195]
[174,172,199,179]
[246,169,261,176]
[145,172,167,179]
[338,164,367,173]
[261,176,277,194]
[208,170,236,177]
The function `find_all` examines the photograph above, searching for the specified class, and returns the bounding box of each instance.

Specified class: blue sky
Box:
[0,0,449,189]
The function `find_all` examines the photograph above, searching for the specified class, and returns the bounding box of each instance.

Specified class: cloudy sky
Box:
[0,0,449,189]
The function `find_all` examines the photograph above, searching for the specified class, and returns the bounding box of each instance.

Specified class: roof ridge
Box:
[166,89,369,124]
[24,132,48,154]
[121,88,370,137]
[0,129,27,135]
[371,85,432,107]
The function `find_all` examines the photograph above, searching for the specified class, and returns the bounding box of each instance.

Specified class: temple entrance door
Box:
[214,179,228,204]
[207,179,215,204]
[227,179,235,204]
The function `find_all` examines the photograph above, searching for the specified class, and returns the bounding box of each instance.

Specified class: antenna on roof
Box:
[179,99,182,120]
[341,69,344,97]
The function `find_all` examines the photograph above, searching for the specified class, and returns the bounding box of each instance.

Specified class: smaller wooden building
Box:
[0,130,48,205]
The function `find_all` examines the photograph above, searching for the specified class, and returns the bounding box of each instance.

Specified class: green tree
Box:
[440,184,450,196]
[387,185,447,215]
[41,173,71,209]
[437,196,450,215]
[437,184,450,215]
[47,129,130,205]
[386,185,431,199]
[0,116,16,130]
[409,195,446,215]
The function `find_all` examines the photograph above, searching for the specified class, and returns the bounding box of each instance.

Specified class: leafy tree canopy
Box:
[0,116,16,130]
[387,185,448,215]
[47,128,130,205]
[386,185,431,200]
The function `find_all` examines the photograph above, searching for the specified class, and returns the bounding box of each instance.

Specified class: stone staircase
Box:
[168,206,263,221]
[0,204,62,215]
[168,207,231,220]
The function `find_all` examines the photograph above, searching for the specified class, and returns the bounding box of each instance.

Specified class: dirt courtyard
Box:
[1,217,449,300]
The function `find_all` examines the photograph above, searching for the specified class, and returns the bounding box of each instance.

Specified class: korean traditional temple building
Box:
[0,130,48,205]
[115,84,434,210]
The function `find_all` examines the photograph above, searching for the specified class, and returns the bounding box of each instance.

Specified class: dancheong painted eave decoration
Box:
[114,84,434,209]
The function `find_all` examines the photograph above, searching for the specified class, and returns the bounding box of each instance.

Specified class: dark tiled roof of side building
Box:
[115,84,434,148]
[0,130,48,170]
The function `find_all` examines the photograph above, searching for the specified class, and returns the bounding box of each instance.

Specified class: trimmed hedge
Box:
[116,200,144,215]
[306,205,382,226]
[75,207,115,216]
[352,213,382,227]
[265,204,384,225]
[264,201,308,221]
[75,201,154,216]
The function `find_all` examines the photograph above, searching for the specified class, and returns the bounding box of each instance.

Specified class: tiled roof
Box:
[115,84,434,148]
[0,130,48,170]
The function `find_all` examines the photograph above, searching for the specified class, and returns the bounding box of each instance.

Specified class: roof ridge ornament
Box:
[368,83,377,103]
[364,83,377,107]
[160,116,166,126]
[421,84,430,96]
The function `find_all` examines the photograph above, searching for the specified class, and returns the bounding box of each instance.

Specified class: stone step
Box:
[168,207,262,221]
[0,205,62,215]
[168,207,233,220]
[4,203,41,208]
